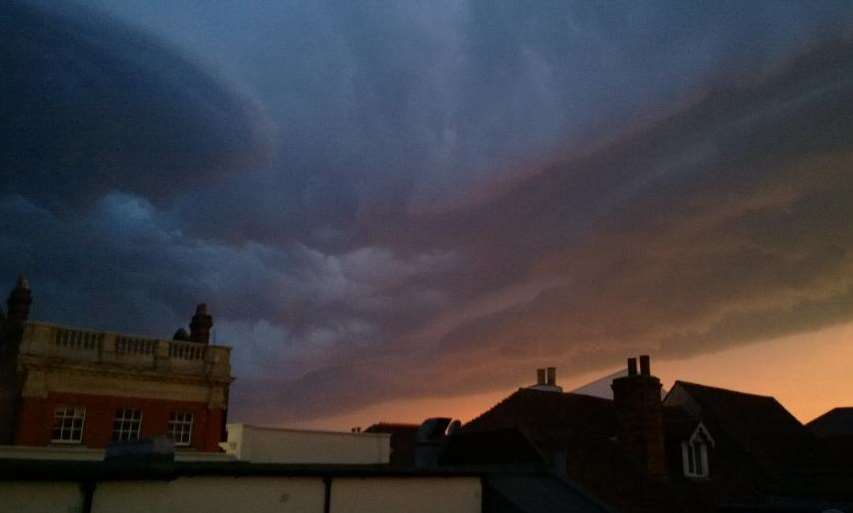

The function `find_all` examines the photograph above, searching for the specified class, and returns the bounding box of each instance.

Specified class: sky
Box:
[4,0,853,428]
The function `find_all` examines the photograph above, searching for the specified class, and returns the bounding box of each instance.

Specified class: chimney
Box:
[640,355,650,376]
[189,303,213,344]
[529,367,563,392]
[611,354,667,479]
[627,357,638,377]
[6,274,32,324]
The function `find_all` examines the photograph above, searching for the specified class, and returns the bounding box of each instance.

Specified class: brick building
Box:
[0,276,232,452]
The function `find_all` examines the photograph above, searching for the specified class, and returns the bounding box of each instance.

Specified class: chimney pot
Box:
[627,357,638,377]
[536,368,546,385]
[640,355,651,376]
[546,367,556,386]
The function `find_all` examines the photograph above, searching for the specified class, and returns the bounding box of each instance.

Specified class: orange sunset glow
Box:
[300,320,853,431]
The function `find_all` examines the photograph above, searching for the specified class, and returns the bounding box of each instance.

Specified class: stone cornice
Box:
[18,357,233,387]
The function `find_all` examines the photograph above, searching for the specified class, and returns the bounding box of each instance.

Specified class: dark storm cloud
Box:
[448,44,853,375]
[271,39,853,421]
[84,0,853,239]
[6,0,853,423]
[1,1,273,212]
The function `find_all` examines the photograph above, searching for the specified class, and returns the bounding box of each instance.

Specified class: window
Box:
[685,441,706,475]
[112,409,143,441]
[682,423,714,479]
[168,412,194,446]
[52,407,85,443]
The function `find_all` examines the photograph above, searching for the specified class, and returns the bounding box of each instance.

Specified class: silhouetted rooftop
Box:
[464,388,618,451]
[806,407,853,438]
[670,381,814,471]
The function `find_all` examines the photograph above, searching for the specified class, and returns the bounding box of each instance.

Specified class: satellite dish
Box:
[446,419,462,436]
[416,417,452,442]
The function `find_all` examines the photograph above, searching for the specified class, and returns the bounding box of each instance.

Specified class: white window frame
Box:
[167,411,194,447]
[682,422,714,479]
[52,406,86,444]
[112,408,143,441]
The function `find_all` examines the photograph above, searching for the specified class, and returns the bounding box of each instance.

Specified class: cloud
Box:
[0,189,457,392]
[447,45,853,363]
[6,0,853,424]
[262,39,853,421]
[0,1,274,213]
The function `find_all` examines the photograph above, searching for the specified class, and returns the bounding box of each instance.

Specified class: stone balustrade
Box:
[17,322,231,381]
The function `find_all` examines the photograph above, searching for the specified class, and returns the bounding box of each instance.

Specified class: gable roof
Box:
[464,388,618,451]
[663,405,702,442]
[462,388,668,511]
[666,381,813,470]
[461,381,835,512]
[806,407,853,438]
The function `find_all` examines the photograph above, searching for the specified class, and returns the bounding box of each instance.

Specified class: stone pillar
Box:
[0,274,31,444]
[189,304,213,344]
[6,275,32,324]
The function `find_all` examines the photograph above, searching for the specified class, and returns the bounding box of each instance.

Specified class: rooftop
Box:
[0,458,532,482]
[667,381,814,471]
[806,407,853,438]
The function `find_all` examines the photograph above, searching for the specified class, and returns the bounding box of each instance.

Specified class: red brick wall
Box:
[15,392,225,451]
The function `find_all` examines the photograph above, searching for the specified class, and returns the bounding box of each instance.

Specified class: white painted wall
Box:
[94,477,324,513]
[331,477,482,513]
[222,424,391,464]
[1,476,482,513]
[0,481,82,513]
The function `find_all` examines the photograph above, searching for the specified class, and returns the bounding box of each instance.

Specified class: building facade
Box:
[0,276,232,452]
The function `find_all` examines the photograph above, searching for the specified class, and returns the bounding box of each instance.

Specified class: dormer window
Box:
[682,422,714,479]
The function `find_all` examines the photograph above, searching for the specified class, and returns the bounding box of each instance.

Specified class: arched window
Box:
[682,423,714,478]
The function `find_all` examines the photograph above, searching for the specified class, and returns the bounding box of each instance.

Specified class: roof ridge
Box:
[518,387,614,402]
[674,380,775,400]
[806,406,853,426]
[464,388,526,427]
[464,387,615,430]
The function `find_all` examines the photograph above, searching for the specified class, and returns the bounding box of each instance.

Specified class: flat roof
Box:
[0,459,548,482]
[229,423,390,438]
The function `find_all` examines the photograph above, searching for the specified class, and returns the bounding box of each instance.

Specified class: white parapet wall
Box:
[220,423,392,464]
[330,477,483,513]
[92,477,326,513]
[2,481,83,513]
[1,476,483,513]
